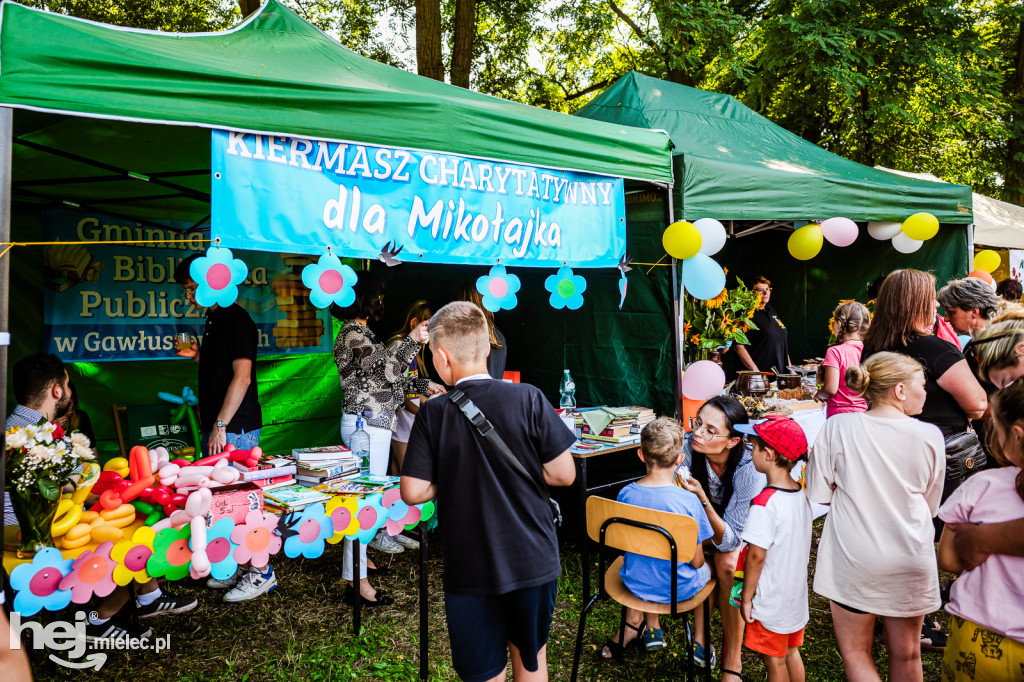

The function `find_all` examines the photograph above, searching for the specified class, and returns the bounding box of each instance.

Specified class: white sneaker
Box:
[207,568,243,589]
[393,533,420,549]
[224,567,277,603]
[369,529,404,554]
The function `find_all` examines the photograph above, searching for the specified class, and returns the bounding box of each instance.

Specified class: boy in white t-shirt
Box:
[734,416,812,682]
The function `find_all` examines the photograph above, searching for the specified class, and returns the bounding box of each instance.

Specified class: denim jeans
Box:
[201,427,261,454]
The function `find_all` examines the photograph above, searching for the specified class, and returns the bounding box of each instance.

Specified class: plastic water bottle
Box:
[559,369,576,409]
[351,415,371,474]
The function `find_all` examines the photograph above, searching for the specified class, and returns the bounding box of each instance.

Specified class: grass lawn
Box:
[23,518,946,681]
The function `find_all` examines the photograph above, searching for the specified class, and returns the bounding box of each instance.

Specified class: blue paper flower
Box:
[9,548,74,616]
[476,265,521,312]
[353,493,387,545]
[189,246,249,308]
[545,266,587,310]
[301,253,358,309]
[199,518,238,580]
[283,502,333,559]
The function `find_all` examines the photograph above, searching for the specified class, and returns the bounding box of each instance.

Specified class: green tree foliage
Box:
[19,0,238,31]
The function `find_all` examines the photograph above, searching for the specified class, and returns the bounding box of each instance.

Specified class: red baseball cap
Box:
[735,416,807,461]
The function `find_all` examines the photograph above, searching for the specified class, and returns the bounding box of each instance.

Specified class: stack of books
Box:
[575,406,657,447]
[629,406,657,433]
[232,455,297,489]
[292,444,359,487]
[314,474,398,496]
[263,484,332,514]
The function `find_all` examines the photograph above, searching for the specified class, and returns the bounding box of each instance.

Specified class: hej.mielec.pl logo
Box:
[9,610,171,670]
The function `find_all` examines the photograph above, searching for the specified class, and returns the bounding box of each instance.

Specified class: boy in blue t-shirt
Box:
[599,417,714,658]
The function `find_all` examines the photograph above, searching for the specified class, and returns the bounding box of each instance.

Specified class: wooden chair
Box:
[570,495,716,682]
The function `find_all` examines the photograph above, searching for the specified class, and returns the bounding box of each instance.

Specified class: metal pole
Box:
[0,107,12,598]
[667,186,682,419]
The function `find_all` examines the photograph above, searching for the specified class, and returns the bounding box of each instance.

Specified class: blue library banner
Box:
[210,129,626,267]
[42,210,332,362]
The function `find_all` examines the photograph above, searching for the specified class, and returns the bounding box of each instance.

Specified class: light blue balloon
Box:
[683,253,726,300]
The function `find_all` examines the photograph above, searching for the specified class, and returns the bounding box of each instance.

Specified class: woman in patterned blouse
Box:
[333,271,444,606]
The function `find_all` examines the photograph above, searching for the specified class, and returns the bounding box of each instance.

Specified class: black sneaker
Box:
[135,593,199,619]
[84,617,152,645]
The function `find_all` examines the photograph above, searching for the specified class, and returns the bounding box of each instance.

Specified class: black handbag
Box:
[449,389,562,526]
[943,427,986,483]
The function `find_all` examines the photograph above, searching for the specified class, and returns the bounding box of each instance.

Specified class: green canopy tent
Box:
[0,1,676,465]
[577,72,975,365]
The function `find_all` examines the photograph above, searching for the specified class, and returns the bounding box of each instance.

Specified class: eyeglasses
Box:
[693,418,728,439]
[181,285,197,300]
[752,287,771,294]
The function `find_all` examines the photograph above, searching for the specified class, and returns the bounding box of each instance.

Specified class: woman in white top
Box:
[806,352,945,682]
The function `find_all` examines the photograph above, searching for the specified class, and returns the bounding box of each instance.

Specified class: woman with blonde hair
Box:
[454,281,506,379]
[807,352,945,682]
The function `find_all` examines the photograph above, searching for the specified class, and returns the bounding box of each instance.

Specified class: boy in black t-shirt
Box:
[402,301,576,682]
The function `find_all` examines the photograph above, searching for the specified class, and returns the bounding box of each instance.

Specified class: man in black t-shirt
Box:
[174,255,273,603]
[402,301,576,682]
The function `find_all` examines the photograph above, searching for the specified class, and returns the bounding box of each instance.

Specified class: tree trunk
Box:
[237,0,261,19]
[451,0,476,88]
[1004,18,1024,205]
[416,0,444,81]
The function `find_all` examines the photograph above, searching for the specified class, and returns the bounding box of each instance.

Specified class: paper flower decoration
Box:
[418,500,436,526]
[9,548,74,616]
[301,253,358,309]
[189,245,249,308]
[201,518,238,580]
[231,509,282,566]
[282,502,333,559]
[59,541,118,604]
[381,488,422,536]
[111,526,156,586]
[352,493,387,545]
[476,265,521,312]
[147,525,193,581]
[545,266,587,310]
[326,496,360,544]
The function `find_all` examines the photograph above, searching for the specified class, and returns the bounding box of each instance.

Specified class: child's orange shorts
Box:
[744,619,804,658]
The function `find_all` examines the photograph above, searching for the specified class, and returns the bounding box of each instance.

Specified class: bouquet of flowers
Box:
[684,276,761,363]
[5,419,93,556]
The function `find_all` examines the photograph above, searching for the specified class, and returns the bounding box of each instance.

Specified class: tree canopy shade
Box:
[0,0,673,224]
[576,72,974,224]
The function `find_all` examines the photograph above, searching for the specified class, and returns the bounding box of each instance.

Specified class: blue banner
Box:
[211,130,626,267]
[42,211,334,362]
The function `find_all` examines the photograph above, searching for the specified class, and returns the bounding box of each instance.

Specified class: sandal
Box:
[921,626,947,651]
[343,586,395,607]
[720,669,745,681]
[598,621,646,661]
[643,626,665,651]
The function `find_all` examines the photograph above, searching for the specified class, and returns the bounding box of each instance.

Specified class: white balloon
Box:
[892,232,924,254]
[693,218,727,256]
[867,221,903,240]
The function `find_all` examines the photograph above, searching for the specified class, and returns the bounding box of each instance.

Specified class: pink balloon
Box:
[681,360,726,401]
[820,217,858,247]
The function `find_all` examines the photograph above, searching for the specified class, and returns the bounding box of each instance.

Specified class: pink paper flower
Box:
[381,487,422,536]
[231,509,281,566]
[59,541,118,604]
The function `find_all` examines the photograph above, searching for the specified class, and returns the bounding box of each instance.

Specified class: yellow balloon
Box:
[788,224,823,260]
[974,249,1001,273]
[902,212,939,241]
[662,221,702,260]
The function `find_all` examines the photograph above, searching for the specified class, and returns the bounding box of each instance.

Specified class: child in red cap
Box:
[734,416,812,682]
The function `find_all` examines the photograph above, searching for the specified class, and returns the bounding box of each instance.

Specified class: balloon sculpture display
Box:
[158,387,202,458]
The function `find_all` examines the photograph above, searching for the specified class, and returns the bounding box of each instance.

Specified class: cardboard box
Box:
[209,482,263,523]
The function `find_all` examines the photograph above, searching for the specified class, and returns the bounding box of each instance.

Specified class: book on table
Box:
[582,433,641,444]
[292,444,353,463]
[252,475,296,489]
[294,459,359,478]
[238,464,297,482]
[580,424,633,437]
[263,484,332,510]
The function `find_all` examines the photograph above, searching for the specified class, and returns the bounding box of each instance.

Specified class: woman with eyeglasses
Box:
[734,275,790,377]
[676,396,765,681]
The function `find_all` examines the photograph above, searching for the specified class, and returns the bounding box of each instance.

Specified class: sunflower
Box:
[705,288,729,309]
[689,334,702,345]
[747,308,756,319]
